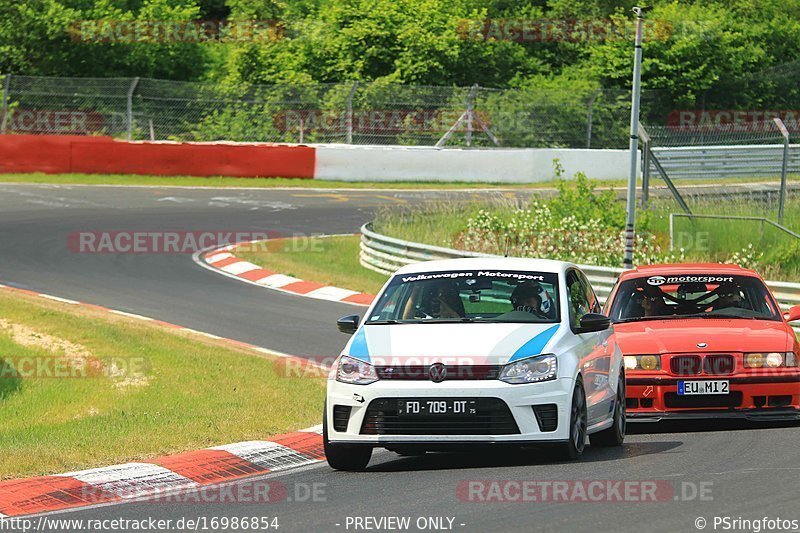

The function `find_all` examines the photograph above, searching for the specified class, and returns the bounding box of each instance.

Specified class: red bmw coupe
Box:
[604,264,800,421]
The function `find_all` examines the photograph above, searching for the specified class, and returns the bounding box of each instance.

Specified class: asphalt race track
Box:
[3,183,800,533]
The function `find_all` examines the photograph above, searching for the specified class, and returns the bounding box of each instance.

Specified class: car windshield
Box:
[366,270,561,324]
[608,274,781,323]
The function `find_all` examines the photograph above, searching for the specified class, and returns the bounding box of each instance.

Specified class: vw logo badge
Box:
[696,342,708,348]
[429,363,447,383]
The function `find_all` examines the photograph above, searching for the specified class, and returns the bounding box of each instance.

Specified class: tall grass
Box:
[373,183,800,281]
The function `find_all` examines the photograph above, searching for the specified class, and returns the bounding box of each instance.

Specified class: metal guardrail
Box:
[359,223,800,318]
[669,213,800,250]
[360,223,624,302]
[651,144,800,180]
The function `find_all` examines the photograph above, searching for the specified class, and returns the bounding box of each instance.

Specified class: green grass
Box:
[0,172,580,189]
[0,291,325,480]
[235,236,389,295]
[647,195,800,280]
[1,172,798,190]
[373,201,491,249]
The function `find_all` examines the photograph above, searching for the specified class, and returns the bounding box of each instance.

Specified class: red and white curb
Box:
[0,426,324,517]
[196,240,376,306]
[0,283,331,517]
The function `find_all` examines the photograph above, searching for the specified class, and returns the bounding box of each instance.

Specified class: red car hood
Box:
[613,318,794,354]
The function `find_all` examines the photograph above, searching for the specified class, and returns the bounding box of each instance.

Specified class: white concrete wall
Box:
[313,145,637,183]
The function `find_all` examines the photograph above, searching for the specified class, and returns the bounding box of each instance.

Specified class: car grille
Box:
[374,365,502,381]
[532,404,558,432]
[670,356,702,375]
[360,398,519,435]
[669,354,737,375]
[664,391,743,409]
[703,354,735,375]
[332,405,351,432]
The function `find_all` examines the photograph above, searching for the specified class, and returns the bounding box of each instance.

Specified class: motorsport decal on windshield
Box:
[400,271,546,283]
[646,275,735,286]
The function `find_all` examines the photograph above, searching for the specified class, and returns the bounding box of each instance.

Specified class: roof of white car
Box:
[393,257,576,276]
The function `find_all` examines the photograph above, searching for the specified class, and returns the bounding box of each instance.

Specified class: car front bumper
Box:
[626,374,800,422]
[325,377,576,445]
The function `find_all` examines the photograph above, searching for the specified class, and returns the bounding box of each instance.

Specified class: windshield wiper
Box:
[614,315,686,323]
[471,317,552,324]
[367,318,477,324]
[616,313,768,323]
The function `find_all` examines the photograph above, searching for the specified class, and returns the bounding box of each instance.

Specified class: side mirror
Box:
[785,305,800,323]
[337,314,360,334]
[577,313,611,333]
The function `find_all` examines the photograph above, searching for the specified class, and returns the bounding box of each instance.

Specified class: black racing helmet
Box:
[511,280,550,314]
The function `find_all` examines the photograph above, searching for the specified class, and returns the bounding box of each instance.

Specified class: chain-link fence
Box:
[2,72,799,150]
[0,74,633,148]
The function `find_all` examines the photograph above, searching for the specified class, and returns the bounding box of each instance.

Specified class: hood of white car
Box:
[343,322,563,366]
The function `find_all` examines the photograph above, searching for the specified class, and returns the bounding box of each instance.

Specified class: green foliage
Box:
[2,0,800,126]
[0,0,211,79]
[549,172,626,230]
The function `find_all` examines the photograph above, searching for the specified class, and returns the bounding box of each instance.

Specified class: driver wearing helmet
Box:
[710,282,744,311]
[511,281,550,318]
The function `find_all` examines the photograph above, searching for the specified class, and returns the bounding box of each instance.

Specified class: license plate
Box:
[397,399,477,416]
[677,380,730,395]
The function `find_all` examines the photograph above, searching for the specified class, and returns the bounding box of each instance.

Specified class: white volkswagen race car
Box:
[324,258,625,470]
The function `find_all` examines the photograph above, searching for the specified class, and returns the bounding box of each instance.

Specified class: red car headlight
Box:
[744,352,798,368]
[624,355,661,371]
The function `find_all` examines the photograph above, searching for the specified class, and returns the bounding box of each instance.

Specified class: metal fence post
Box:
[126,77,140,141]
[345,81,358,144]
[0,74,11,134]
[465,84,478,147]
[669,213,674,251]
[773,117,790,224]
[586,88,601,148]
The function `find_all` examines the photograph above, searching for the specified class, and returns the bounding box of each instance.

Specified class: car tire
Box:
[590,372,626,448]
[557,378,587,460]
[323,403,372,471]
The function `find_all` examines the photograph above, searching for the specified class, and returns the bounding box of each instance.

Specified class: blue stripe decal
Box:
[348,328,370,362]
[508,325,560,362]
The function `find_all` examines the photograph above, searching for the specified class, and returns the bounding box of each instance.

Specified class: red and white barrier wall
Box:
[0,135,635,182]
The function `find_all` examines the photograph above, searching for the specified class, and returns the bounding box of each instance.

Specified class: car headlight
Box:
[499,354,557,384]
[623,355,661,371]
[335,355,378,385]
[744,352,798,368]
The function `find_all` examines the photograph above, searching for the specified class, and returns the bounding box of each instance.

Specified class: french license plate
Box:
[397,399,477,416]
[677,380,730,395]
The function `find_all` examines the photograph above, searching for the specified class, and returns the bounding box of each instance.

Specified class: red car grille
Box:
[703,354,735,375]
[670,356,702,375]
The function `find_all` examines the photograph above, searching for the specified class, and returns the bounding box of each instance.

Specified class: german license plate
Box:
[397,399,477,416]
[677,380,730,395]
